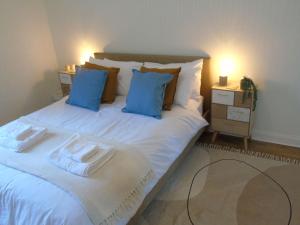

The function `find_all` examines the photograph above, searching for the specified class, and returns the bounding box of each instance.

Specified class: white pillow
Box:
[89,57,106,65]
[89,57,143,96]
[144,59,203,107]
[184,95,204,115]
[103,58,143,96]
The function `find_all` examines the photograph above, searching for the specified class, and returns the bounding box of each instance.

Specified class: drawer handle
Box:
[217,93,229,97]
[234,111,244,114]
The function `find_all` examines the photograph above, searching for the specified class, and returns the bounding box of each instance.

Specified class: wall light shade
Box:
[220,58,235,77]
[77,39,104,65]
[79,49,94,65]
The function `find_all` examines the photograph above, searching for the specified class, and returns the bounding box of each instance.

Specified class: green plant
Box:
[240,77,257,111]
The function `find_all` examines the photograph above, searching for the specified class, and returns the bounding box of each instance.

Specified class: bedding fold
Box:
[0,120,154,225]
[0,122,47,152]
[49,134,116,177]
[0,120,32,140]
[0,96,208,225]
[60,134,99,162]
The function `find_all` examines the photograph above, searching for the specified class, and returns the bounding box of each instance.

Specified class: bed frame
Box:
[94,52,211,224]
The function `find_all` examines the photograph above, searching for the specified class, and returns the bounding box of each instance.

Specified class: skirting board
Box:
[252,129,300,148]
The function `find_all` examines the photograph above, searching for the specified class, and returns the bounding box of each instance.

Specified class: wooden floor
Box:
[198,132,300,161]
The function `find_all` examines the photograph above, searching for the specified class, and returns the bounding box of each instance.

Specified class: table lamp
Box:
[219,58,235,86]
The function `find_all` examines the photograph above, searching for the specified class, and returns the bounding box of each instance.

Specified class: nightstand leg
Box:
[244,137,249,151]
[249,136,252,142]
[212,131,218,143]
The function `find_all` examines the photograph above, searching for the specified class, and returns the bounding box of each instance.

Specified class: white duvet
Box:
[0,96,208,225]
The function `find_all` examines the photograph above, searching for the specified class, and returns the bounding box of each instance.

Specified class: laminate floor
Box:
[198,132,300,160]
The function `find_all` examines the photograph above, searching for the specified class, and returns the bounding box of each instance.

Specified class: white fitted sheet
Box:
[0,96,208,225]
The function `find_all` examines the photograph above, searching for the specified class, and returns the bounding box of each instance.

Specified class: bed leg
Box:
[211,131,218,143]
[244,137,249,151]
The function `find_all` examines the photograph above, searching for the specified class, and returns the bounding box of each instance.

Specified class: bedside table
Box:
[58,71,76,97]
[211,84,255,150]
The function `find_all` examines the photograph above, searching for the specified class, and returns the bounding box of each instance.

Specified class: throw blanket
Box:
[0,119,154,225]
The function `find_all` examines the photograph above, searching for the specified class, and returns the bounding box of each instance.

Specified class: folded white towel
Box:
[49,137,115,177]
[61,136,99,162]
[0,126,47,152]
[0,120,32,141]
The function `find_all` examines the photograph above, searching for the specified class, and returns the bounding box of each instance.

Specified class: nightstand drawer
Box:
[211,104,227,119]
[59,73,73,85]
[227,106,250,122]
[61,83,71,96]
[212,90,234,105]
[234,91,252,108]
[211,118,249,136]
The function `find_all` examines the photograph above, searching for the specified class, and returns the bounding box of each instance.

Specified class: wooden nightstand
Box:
[58,71,76,96]
[211,84,255,150]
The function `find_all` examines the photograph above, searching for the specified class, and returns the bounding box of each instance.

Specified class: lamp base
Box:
[219,76,228,86]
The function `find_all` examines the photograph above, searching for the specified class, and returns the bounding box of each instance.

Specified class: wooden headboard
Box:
[94,52,211,116]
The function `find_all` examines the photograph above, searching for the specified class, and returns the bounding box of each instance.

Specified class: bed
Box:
[0,53,211,225]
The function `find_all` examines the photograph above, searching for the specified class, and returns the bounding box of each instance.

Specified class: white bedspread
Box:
[0,96,208,225]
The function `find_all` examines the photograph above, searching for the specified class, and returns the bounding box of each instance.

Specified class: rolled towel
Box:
[61,138,99,162]
[0,126,47,152]
[0,120,32,141]
[49,140,116,177]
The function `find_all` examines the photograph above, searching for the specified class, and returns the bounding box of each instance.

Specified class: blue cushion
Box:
[122,69,173,119]
[66,68,108,111]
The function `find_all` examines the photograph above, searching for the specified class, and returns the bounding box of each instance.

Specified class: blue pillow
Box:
[66,68,108,111]
[122,69,173,119]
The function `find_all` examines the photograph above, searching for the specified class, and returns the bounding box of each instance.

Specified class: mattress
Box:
[0,96,208,225]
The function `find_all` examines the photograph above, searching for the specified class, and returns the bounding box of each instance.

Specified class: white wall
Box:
[44,0,300,147]
[0,0,59,125]
[1,0,299,147]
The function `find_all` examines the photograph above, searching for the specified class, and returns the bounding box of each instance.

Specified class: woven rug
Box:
[137,144,300,225]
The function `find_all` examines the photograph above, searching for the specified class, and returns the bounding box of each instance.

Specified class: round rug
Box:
[138,144,300,225]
